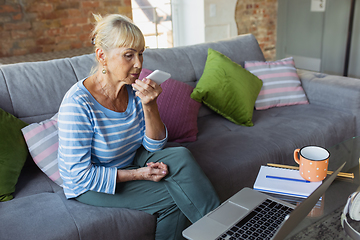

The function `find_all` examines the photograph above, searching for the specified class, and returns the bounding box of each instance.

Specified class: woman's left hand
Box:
[132,78,162,105]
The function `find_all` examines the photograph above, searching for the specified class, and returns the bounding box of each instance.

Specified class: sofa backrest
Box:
[142,33,265,87]
[0,33,264,123]
[0,54,96,123]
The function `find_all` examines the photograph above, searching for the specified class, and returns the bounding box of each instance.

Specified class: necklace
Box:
[94,76,127,112]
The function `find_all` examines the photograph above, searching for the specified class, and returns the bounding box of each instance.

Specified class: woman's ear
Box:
[95,48,106,66]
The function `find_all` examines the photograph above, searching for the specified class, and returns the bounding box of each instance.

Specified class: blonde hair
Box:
[91,14,145,53]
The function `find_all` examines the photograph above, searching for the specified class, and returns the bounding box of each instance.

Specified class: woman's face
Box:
[105,45,144,85]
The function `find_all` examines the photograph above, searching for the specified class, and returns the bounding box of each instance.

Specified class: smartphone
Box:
[145,70,171,85]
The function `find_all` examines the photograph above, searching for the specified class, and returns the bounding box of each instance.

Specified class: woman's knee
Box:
[167,147,193,160]
[162,147,205,176]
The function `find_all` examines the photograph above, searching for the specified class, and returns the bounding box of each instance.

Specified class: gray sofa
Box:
[1,33,360,239]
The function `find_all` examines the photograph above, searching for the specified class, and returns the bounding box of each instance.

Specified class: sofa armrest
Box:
[299,69,360,136]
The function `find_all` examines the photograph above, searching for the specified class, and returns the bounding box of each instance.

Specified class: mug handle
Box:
[294,148,301,165]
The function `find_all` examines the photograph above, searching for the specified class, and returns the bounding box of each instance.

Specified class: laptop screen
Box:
[272,162,345,240]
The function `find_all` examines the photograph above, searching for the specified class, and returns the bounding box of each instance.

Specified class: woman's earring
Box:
[102,68,107,74]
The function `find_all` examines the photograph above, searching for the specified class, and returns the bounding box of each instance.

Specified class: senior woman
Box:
[57,14,220,240]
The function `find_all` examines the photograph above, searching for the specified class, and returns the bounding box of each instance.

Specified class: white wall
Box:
[172,0,205,47]
[172,0,237,47]
[204,0,238,42]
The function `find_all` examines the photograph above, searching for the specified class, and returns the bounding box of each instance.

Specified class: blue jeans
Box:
[76,146,220,240]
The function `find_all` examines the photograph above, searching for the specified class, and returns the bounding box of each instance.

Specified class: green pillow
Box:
[0,108,28,201]
[191,48,263,126]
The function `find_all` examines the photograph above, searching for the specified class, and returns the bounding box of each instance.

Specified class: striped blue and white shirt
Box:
[58,79,168,199]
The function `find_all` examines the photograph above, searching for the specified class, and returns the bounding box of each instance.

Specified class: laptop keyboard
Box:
[216,199,294,240]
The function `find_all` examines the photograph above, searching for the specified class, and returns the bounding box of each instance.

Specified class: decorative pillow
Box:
[191,48,263,126]
[0,108,29,201]
[141,68,201,142]
[244,57,309,110]
[21,114,63,186]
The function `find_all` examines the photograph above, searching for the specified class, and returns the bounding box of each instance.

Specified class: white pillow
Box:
[21,114,62,186]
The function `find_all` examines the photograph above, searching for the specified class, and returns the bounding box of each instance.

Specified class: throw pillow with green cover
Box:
[0,108,29,201]
[191,48,263,126]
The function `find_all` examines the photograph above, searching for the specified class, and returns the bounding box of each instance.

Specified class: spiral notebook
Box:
[253,166,322,198]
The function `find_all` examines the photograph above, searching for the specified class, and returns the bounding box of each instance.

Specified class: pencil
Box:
[266,163,354,179]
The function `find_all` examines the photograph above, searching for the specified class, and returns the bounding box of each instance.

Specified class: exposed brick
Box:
[4,22,31,30]
[83,41,93,48]
[0,30,11,38]
[81,1,100,9]
[45,28,66,37]
[13,48,28,56]
[71,42,83,49]
[42,45,56,53]
[11,30,34,39]
[40,10,69,20]
[68,9,82,17]
[82,23,93,32]
[41,20,62,29]
[235,0,277,60]
[60,18,73,26]
[57,34,79,42]
[0,4,20,13]
[28,46,43,54]
[67,26,82,35]
[79,33,91,42]
[0,15,12,23]
[123,0,131,6]
[61,17,87,26]
[54,42,71,51]
[1,0,133,57]
[118,6,132,15]
[104,1,124,7]
[27,3,53,13]
[18,39,36,48]
[55,2,80,10]
[36,37,56,45]
[0,40,13,52]
[12,13,22,21]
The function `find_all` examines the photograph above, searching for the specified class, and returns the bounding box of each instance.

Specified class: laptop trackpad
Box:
[208,202,248,226]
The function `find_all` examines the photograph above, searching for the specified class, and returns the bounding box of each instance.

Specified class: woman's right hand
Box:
[136,162,168,182]
[117,162,168,183]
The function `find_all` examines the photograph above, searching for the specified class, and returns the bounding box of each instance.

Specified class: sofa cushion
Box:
[191,48,263,126]
[63,196,157,240]
[13,161,61,199]
[21,114,62,186]
[245,57,309,110]
[140,68,202,142]
[0,108,29,201]
[187,104,355,201]
[0,193,79,240]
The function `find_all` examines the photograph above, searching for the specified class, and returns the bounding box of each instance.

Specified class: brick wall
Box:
[0,0,132,58]
[235,0,278,61]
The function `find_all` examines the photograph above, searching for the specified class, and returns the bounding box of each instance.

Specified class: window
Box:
[131,0,173,48]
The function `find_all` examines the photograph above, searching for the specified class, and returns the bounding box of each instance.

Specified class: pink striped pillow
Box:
[140,68,201,142]
[21,114,62,186]
[244,57,309,110]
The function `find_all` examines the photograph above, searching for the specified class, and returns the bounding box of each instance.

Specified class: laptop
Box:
[183,162,345,240]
